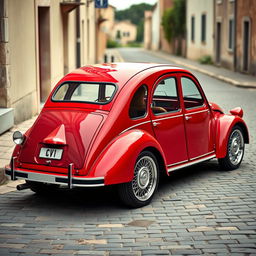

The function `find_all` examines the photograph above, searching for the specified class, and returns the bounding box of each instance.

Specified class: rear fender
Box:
[88,129,167,185]
[216,114,249,158]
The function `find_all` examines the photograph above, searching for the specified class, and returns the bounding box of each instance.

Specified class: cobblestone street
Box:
[0,48,255,255]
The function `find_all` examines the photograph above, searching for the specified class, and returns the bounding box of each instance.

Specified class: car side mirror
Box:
[230,107,243,118]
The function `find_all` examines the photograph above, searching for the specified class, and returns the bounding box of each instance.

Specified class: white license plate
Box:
[39,147,63,160]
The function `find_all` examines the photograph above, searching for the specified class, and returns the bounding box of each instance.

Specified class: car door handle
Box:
[153,121,161,127]
[185,116,192,121]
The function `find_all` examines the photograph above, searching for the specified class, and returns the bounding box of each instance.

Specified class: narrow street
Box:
[0,48,256,255]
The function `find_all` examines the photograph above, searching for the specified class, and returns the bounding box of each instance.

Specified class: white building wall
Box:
[151,4,160,51]
[186,0,214,60]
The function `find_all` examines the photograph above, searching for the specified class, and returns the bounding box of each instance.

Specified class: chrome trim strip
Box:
[168,154,216,173]
[121,120,151,134]
[5,168,105,188]
[167,159,188,167]
[190,151,215,161]
[185,109,209,116]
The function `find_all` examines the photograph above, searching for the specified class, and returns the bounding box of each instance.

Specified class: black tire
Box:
[118,151,159,208]
[218,125,245,170]
[26,180,60,195]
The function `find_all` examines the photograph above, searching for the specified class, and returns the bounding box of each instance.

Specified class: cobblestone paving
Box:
[0,48,255,255]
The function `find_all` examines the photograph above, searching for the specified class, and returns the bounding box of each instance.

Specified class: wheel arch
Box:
[88,129,167,185]
[216,115,249,159]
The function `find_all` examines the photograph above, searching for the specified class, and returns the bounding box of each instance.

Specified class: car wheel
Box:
[218,126,245,170]
[118,151,159,208]
[26,180,60,195]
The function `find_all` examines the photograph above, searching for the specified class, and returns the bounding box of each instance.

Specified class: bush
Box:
[125,42,142,47]
[199,55,213,64]
[107,40,120,48]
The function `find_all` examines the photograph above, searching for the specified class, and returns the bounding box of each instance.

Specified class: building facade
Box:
[0,0,101,133]
[214,0,256,75]
[186,0,214,60]
[144,10,152,50]
[112,20,137,46]
[235,0,256,75]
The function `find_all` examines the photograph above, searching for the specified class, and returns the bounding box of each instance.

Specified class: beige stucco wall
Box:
[8,0,39,122]
[112,21,137,45]
[2,0,98,124]
[186,0,214,60]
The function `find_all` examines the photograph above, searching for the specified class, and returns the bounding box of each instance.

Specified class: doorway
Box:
[243,20,250,72]
[216,22,221,64]
[38,7,51,103]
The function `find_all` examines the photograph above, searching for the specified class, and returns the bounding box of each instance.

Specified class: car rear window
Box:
[52,82,116,104]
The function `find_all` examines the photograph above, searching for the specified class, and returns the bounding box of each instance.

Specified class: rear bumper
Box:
[5,167,104,188]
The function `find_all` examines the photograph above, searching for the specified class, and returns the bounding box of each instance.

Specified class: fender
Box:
[215,114,249,159]
[88,129,167,185]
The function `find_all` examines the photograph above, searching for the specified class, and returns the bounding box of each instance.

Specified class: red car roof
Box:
[61,63,185,88]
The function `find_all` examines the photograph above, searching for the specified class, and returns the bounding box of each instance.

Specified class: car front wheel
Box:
[218,126,245,170]
[118,151,159,208]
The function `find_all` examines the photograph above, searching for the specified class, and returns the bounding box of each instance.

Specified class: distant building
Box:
[215,0,235,70]
[96,5,116,61]
[112,20,137,45]
[151,3,160,51]
[186,0,214,60]
[0,0,102,133]
[235,0,256,75]
[214,0,256,75]
[144,0,186,55]
[144,11,153,49]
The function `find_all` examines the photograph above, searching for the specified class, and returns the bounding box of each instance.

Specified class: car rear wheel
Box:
[218,126,245,170]
[118,151,159,208]
[26,180,60,195]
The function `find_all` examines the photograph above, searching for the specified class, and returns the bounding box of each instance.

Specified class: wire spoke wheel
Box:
[228,129,244,166]
[132,156,157,201]
[218,126,245,170]
[118,151,159,208]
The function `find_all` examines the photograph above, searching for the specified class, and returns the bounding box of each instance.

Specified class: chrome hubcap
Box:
[228,129,244,166]
[132,156,157,201]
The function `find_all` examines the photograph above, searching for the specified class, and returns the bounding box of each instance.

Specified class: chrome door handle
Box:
[153,121,161,127]
[185,116,192,121]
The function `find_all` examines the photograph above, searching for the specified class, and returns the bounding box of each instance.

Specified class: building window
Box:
[191,16,195,42]
[228,18,234,50]
[201,14,206,43]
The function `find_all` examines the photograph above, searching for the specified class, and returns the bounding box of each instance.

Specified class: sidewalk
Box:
[0,116,37,187]
[146,49,256,89]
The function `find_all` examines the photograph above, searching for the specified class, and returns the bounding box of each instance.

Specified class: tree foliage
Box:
[161,0,186,43]
[115,3,153,42]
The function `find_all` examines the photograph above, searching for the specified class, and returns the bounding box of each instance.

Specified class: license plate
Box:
[39,147,63,160]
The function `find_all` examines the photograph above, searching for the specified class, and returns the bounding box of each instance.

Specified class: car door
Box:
[180,74,215,160]
[150,74,188,166]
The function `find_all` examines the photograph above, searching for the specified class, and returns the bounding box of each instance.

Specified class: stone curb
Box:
[145,49,256,89]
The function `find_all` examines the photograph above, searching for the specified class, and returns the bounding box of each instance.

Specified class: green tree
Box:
[161,0,186,55]
[115,3,153,43]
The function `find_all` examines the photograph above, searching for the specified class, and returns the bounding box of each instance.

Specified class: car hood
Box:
[19,109,105,170]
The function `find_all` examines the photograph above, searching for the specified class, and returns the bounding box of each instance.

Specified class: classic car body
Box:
[5,63,249,207]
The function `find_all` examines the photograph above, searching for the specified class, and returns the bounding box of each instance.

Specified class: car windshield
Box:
[52,82,116,104]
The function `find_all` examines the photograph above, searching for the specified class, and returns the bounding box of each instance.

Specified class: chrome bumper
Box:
[5,163,104,188]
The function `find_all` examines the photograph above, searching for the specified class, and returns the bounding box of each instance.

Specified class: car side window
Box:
[129,85,148,119]
[181,77,204,109]
[152,77,180,115]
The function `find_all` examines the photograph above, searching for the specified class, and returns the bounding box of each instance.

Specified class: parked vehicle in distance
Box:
[5,63,249,208]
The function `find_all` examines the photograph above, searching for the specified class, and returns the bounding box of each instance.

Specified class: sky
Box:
[109,0,157,10]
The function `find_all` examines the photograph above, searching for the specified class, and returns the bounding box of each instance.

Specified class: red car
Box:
[5,63,249,207]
